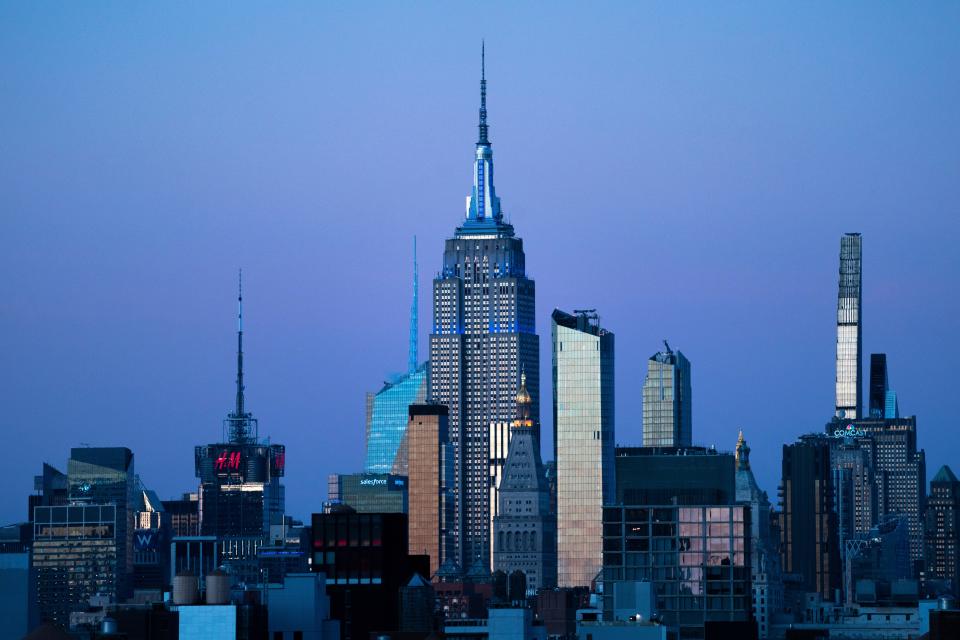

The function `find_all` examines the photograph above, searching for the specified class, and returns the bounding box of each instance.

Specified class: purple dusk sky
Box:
[1,3,958,524]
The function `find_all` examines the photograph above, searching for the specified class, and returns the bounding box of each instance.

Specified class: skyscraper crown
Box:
[461,42,508,234]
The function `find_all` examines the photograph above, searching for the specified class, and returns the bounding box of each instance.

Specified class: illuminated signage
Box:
[833,424,867,438]
[360,478,387,487]
[215,450,242,471]
[134,529,158,552]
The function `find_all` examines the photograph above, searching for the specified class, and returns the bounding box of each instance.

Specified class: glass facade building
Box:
[364,363,429,475]
[602,505,751,638]
[641,343,692,448]
[430,55,539,570]
[835,232,862,420]
[32,504,120,628]
[553,309,614,588]
[66,447,135,599]
[328,473,408,514]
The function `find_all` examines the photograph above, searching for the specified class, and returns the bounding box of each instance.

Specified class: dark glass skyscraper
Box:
[779,435,841,601]
[835,233,862,420]
[429,48,539,570]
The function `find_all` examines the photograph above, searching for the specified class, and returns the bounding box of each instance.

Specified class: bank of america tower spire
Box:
[430,45,539,571]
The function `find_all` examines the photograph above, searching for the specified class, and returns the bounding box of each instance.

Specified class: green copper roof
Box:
[933,465,958,483]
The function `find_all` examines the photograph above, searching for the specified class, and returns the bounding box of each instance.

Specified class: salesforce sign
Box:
[355,474,406,491]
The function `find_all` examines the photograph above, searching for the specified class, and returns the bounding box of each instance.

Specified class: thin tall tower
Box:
[228,269,257,443]
[835,233,862,420]
[409,236,418,374]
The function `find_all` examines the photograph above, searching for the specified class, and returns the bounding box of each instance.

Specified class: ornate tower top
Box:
[735,429,751,471]
[512,372,533,428]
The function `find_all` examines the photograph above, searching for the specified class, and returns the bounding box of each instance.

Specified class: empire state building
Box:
[429,46,539,570]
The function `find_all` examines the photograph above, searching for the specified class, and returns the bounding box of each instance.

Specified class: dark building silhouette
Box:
[604,446,752,636]
[161,493,199,537]
[310,512,429,640]
[28,463,68,522]
[614,446,735,506]
[924,466,960,596]
[868,354,887,418]
[779,435,841,602]
[824,416,926,566]
[868,353,899,419]
[399,573,435,634]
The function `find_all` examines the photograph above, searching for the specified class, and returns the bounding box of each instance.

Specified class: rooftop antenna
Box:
[226,269,257,443]
[478,40,488,145]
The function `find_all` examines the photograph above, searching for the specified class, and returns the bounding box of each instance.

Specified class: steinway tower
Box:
[429,46,539,570]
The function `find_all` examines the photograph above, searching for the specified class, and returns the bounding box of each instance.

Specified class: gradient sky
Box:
[2,2,959,525]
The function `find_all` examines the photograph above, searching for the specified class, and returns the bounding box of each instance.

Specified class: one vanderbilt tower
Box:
[430,45,539,571]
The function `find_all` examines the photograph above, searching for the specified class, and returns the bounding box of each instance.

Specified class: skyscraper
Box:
[779,435,841,601]
[924,465,960,596]
[605,445,751,636]
[32,447,135,627]
[493,373,556,593]
[407,404,455,576]
[868,354,888,419]
[835,233,862,420]
[429,46,539,570]
[824,415,927,566]
[552,309,614,588]
[194,276,285,562]
[364,239,429,475]
[641,341,692,447]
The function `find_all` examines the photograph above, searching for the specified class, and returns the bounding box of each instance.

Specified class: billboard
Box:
[195,443,284,483]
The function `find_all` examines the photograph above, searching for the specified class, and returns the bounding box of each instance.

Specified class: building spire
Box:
[735,429,751,471]
[226,269,257,443]
[464,41,502,224]
[478,40,488,145]
[236,269,245,418]
[513,369,533,428]
[408,236,418,373]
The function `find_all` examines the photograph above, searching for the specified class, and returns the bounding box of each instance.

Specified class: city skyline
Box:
[2,3,959,527]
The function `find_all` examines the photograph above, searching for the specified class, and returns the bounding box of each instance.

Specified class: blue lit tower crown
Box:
[429,44,540,571]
